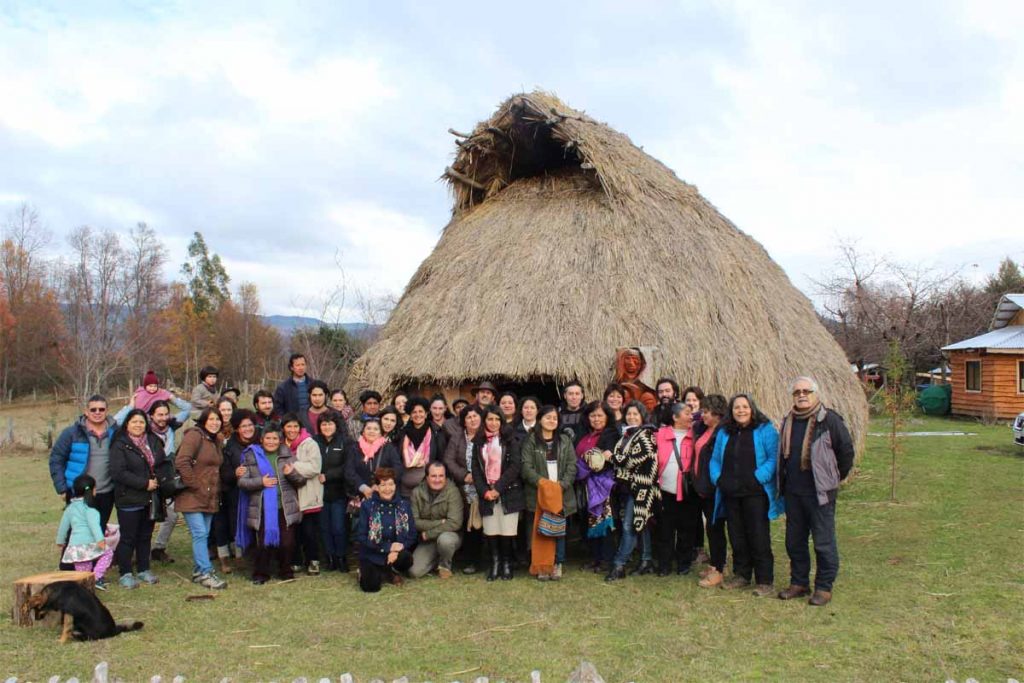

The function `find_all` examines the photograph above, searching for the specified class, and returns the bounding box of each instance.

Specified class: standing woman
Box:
[316,411,350,572]
[442,405,484,574]
[606,401,658,581]
[330,389,354,422]
[472,406,524,581]
[216,397,235,445]
[175,407,227,589]
[306,380,331,434]
[574,401,619,573]
[604,384,626,424]
[393,391,410,427]
[514,396,540,442]
[281,413,324,575]
[214,409,258,575]
[344,418,404,503]
[695,394,729,588]
[520,405,577,581]
[108,408,167,589]
[681,385,708,565]
[709,393,782,596]
[498,392,519,427]
[379,407,402,447]
[654,403,699,576]
[428,394,452,455]
[397,397,443,498]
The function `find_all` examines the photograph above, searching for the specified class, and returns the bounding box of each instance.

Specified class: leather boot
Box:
[629,560,654,576]
[778,584,810,600]
[335,556,350,573]
[499,537,513,580]
[486,537,500,582]
[809,590,832,606]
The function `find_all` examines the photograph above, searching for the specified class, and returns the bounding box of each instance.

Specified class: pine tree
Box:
[181,232,230,315]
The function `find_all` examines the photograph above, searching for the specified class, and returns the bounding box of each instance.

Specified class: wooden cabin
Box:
[942,294,1024,419]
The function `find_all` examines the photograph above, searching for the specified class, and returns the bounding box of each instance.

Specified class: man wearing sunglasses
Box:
[775,377,855,607]
[48,394,118,529]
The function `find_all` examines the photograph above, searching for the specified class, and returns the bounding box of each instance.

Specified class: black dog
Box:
[24,581,143,642]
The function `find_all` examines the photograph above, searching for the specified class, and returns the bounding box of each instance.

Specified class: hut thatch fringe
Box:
[347,91,868,448]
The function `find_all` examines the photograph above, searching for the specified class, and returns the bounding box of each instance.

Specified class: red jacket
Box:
[655,426,695,501]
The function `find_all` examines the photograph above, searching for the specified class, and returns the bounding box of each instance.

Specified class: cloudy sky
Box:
[1,0,1021,319]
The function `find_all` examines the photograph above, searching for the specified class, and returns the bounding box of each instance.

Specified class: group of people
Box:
[49,354,855,605]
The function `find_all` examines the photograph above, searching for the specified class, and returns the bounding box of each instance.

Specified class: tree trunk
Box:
[12,570,96,627]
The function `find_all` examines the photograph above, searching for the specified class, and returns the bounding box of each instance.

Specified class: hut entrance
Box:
[494,376,563,406]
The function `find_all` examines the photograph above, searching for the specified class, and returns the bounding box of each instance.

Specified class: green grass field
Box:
[0,414,1021,682]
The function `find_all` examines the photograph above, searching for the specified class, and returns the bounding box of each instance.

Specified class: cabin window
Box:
[965,360,981,392]
[1018,360,1024,393]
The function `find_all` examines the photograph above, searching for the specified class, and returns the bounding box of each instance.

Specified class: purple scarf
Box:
[236,445,280,549]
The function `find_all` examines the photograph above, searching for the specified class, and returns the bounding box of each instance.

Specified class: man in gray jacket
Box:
[776,376,855,607]
[409,462,464,579]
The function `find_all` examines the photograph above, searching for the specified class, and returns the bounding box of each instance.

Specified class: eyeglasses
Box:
[792,389,814,397]
[88,407,107,413]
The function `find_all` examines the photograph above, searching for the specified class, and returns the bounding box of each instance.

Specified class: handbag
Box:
[537,510,566,537]
[171,449,198,497]
[148,491,167,522]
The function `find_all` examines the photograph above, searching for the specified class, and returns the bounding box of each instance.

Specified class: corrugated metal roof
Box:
[991,294,1024,330]
[943,325,1024,351]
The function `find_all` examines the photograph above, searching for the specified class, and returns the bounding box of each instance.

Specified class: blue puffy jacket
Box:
[708,421,783,523]
[48,417,116,495]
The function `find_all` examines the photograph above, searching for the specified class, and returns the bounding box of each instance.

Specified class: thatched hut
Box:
[347,91,868,446]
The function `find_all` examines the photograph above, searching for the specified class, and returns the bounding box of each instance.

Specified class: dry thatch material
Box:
[347,91,868,446]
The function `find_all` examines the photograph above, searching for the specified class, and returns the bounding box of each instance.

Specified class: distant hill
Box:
[261,315,376,336]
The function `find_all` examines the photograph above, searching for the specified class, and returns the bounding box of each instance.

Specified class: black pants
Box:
[358,550,413,593]
[724,493,773,584]
[212,488,239,549]
[785,494,839,592]
[699,495,727,572]
[460,527,483,569]
[587,533,615,565]
[656,492,699,571]
[253,509,296,581]
[114,507,154,575]
[293,511,321,566]
[60,491,116,571]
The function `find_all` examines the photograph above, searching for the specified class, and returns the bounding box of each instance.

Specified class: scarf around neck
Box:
[782,400,822,472]
[359,436,385,462]
[236,445,280,548]
[129,433,155,470]
[482,428,502,485]
[403,425,432,469]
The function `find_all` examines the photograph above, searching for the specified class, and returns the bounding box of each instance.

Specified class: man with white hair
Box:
[776,376,855,607]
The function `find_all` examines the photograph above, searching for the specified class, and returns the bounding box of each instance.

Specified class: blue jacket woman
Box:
[709,420,783,523]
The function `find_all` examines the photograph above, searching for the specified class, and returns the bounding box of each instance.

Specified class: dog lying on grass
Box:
[24,581,144,642]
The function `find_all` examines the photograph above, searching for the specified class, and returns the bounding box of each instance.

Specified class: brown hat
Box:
[471,381,498,396]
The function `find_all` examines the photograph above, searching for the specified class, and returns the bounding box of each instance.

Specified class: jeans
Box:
[613,493,652,568]
[183,512,214,575]
[724,493,773,584]
[320,500,349,561]
[555,536,566,564]
[785,494,839,591]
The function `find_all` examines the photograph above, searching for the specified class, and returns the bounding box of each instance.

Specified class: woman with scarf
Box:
[176,407,227,589]
[472,406,524,581]
[398,397,443,498]
[237,424,305,584]
[344,418,404,504]
[605,401,659,581]
[574,401,619,573]
[520,405,577,581]
[213,409,258,575]
[109,408,168,589]
[316,411,350,571]
[709,393,782,597]
[442,405,484,573]
[330,389,354,421]
[694,393,729,588]
[281,413,324,575]
[354,467,417,592]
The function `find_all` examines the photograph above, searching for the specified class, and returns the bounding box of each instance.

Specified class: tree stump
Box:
[12,570,95,627]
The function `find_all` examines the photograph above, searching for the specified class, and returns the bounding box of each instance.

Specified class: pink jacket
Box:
[655,426,695,502]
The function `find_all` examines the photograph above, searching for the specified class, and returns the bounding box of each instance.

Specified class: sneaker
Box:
[119,574,139,590]
[94,578,109,591]
[462,565,477,575]
[151,548,174,563]
[536,573,551,582]
[551,563,563,581]
[752,583,775,597]
[438,567,453,580]
[196,572,227,589]
[290,564,304,574]
[698,568,723,588]
[723,576,750,590]
[307,561,320,576]
[136,570,159,585]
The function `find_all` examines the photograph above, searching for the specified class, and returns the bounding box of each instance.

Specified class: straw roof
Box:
[347,90,868,446]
